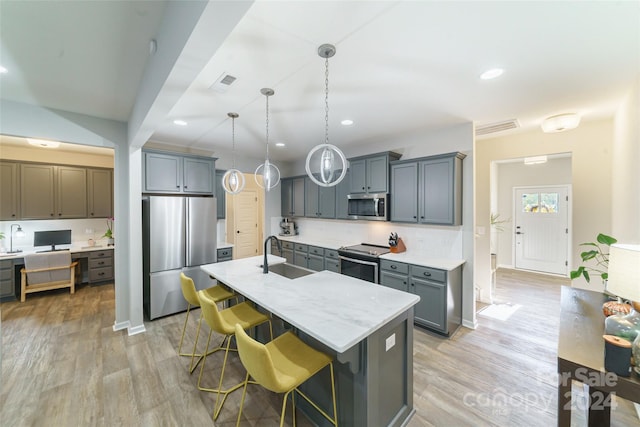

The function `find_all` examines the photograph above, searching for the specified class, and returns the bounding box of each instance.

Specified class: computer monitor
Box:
[33,230,72,252]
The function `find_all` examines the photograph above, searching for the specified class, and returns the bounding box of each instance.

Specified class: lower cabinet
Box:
[380,259,462,336]
[0,260,15,300]
[272,240,294,264]
[88,249,114,284]
[293,243,308,268]
[217,247,233,262]
[324,249,340,273]
[307,246,325,271]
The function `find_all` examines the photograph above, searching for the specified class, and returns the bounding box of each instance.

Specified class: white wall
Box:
[493,156,572,268]
[611,80,640,243]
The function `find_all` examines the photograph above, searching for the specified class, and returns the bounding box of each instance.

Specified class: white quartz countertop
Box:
[275,235,356,250]
[0,245,113,260]
[379,252,465,271]
[217,242,234,249]
[201,255,419,353]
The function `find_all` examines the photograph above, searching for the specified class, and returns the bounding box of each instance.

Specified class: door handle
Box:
[236,230,240,234]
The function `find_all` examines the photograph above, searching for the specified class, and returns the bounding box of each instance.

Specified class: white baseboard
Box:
[128,324,146,336]
[112,320,130,332]
[462,318,478,329]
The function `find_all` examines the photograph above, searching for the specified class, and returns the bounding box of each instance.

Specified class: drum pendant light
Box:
[221,112,246,195]
[255,88,281,191]
[305,43,347,187]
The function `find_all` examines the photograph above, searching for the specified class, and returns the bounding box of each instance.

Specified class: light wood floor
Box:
[1,270,638,426]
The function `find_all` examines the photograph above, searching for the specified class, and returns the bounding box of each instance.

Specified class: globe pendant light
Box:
[221,112,246,195]
[255,88,281,191]
[305,43,347,187]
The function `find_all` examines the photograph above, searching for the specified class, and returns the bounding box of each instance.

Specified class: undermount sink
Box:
[262,263,315,279]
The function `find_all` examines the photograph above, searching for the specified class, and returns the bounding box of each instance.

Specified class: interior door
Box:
[233,189,261,259]
[514,186,569,275]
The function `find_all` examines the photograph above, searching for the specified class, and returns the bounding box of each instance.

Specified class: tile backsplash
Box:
[271,217,463,259]
[0,218,114,252]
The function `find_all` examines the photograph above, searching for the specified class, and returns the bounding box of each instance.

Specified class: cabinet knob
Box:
[184,185,188,189]
[413,216,417,219]
[423,272,431,277]
[59,213,62,216]
[11,214,15,217]
[420,216,424,219]
[176,185,180,188]
[362,186,365,190]
[391,265,397,270]
[50,213,54,217]
[98,272,104,276]
[99,261,104,265]
[236,230,240,234]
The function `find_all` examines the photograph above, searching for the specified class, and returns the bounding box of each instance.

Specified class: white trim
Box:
[128,324,146,336]
[462,319,478,329]
[112,320,130,332]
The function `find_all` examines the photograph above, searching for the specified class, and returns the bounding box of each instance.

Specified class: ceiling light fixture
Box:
[480,68,504,80]
[254,88,280,192]
[0,65,8,74]
[524,155,548,165]
[541,113,581,133]
[221,112,245,195]
[27,138,60,148]
[173,119,187,126]
[341,119,354,126]
[275,142,286,148]
[305,43,347,188]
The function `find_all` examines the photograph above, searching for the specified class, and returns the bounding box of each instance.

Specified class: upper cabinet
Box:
[88,169,113,218]
[56,166,87,218]
[390,152,465,226]
[143,150,215,195]
[304,177,336,219]
[215,170,226,219]
[281,177,305,217]
[0,162,19,220]
[348,152,400,194]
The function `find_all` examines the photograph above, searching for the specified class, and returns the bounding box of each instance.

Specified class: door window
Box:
[521,192,559,213]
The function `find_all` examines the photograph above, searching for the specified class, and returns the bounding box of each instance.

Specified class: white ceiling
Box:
[1,1,638,163]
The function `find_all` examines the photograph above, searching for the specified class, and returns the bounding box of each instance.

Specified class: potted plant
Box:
[570,233,617,283]
[103,218,114,246]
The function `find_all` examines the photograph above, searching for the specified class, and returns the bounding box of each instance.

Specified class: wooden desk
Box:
[557,286,640,426]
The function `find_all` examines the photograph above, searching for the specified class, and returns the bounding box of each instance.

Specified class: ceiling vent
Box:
[475,119,519,136]
[210,73,236,93]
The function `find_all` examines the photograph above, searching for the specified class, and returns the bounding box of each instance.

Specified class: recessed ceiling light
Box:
[27,138,60,148]
[275,142,286,148]
[341,119,354,126]
[480,68,504,80]
[173,119,187,126]
[0,65,8,74]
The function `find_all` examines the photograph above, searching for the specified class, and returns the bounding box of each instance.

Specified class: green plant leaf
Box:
[570,267,584,280]
[580,250,598,261]
[583,270,591,282]
[597,233,617,246]
[602,272,608,281]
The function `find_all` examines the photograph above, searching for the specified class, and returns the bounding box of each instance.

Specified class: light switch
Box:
[385,333,396,351]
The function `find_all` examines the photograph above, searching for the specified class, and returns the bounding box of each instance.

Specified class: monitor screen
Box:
[33,230,72,251]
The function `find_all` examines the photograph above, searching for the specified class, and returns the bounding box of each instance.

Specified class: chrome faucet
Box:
[263,235,282,274]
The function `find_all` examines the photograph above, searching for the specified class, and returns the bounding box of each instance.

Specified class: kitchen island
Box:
[201,254,420,427]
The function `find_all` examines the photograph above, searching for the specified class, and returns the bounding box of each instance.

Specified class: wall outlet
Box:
[385,333,396,351]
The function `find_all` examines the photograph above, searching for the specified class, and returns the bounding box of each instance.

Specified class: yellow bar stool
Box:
[178,272,235,373]
[234,324,338,427]
[197,289,273,420]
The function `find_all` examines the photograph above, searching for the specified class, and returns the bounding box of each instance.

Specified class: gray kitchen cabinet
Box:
[20,163,87,219]
[380,258,462,336]
[87,168,113,218]
[0,162,19,220]
[215,170,226,219]
[0,260,15,300]
[272,240,294,264]
[390,152,465,226]
[324,248,340,272]
[143,150,215,195]
[304,177,336,218]
[348,152,400,194]
[390,162,418,222]
[217,247,233,262]
[307,246,325,271]
[88,249,114,283]
[293,243,309,268]
[281,177,305,217]
[335,169,350,219]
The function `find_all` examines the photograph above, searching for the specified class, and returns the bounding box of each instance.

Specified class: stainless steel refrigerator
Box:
[143,196,217,320]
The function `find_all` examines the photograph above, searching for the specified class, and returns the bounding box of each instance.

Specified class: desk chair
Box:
[179,272,235,373]
[234,324,338,427]
[197,290,272,420]
[21,252,78,302]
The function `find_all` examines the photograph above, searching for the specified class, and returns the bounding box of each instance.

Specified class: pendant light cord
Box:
[325,56,330,145]
[265,94,270,159]
[231,115,236,169]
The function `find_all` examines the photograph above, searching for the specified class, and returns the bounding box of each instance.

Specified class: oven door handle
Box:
[339,256,380,284]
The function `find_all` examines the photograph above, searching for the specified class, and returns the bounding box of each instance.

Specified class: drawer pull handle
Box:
[423,272,431,277]
[98,272,104,276]
[391,265,397,269]
[98,262,104,265]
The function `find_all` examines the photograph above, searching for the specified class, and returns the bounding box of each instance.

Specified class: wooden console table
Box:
[557,286,640,426]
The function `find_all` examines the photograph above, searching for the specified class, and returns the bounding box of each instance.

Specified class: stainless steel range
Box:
[337,243,390,284]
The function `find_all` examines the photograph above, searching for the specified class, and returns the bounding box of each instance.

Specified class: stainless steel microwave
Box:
[347,193,388,221]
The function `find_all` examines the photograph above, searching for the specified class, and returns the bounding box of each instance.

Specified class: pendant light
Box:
[221,112,245,195]
[305,43,347,187]
[255,88,281,191]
